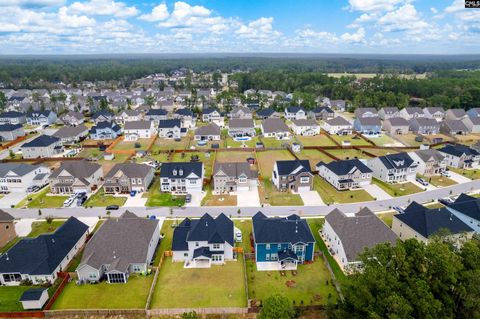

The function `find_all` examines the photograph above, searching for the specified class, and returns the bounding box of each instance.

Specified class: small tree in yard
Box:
[9,149,14,159]
[259,294,294,319]
[38,209,42,216]
[237,208,241,217]
[181,311,198,319]
[45,215,54,224]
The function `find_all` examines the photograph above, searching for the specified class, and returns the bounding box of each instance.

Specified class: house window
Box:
[131,179,136,185]
[266,244,270,250]
[213,243,220,249]
[271,253,278,261]
[300,177,309,183]
[133,265,141,272]
[196,242,199,247]
[239,177,247,183]
[277,244,282,250]
[88,273,96,279]
[184,252,188,257]
[137,178,142,184]
[265,254,270,261]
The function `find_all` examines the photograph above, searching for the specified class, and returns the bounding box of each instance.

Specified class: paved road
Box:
[5,179,480,220]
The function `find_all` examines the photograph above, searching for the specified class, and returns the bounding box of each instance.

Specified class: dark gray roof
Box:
[410,118,439,127]
[0,217,88,275]
[285,106,304,113]
[22,135,59,147]
[92,111,113,119]
[448,109,467,118]
[262,118,289,133]
[20,288,47,301]
[203,108,219,115]
[378,152,415,169]
[404,107,423,115]
[158,119,181,128]
[413,149,445,163]
[53,124,88,139]
[380,107,399,114]
[174,108,193,117]
[252,212,315,244]
[160,162,203,179]
[0,124,22,132]
[317,158,372,175]
[438,144,479,157]
[0,163,45,178]
[424,107,444,114]
[146,108,167,116]
[105,163,153,179]
[256,108,275,117]
[447,193,480,221]
[355,108,377,117]
[124,120,152,130]
[0,209,14,222]
[398,202,473,238]
[356,117,381,126]
[79,211,159,272]
[291,119,319,127]
[194,123,220,136]
[0,111,24,118]
[443,120,469,132]
[325,208,398,261]
[276,159,311,176]
[213,162,257,179]
[229,119,254,128]
[63,111,84,120]
[50,160,101,180]
[325,116,351,126]
[26,111,55,118]
[386,117,409,126]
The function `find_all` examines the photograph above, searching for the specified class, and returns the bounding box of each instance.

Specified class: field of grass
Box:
[151,136,191,151]
[449,167,480,180]
[16,187,69,208]
[77,148,103,159]
[313,176,374,204]
[372,178,424,197]
[83,188,127,207]
[324,149,369,160]
[28,220,65,238]
[330,134,371,146]
[52,274,153,309]
[421,175,457,187]
[201,184,237,206]
[154,220,174,266]
[259,178,304,206]
[0,286,33,311]
[395,133,425,146]
[215,151,255,163]
[256,150,294,178]
[150,258,246,308]
[363,148,400,157]
[454,134,480,145]
[377,211,396,227]
[261,137,295,149]
[113,138,152,151]
[371,135,403,147]
[143,178,185,207]
[297,135,336,147]
[297,150,333,169]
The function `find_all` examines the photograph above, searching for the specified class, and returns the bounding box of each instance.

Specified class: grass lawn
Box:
[52,274,153,309]
[449,167,480,180]
[28,220,65,238]
[297,135,336,147]
[330,134,371,146]
[324,149,369,160]
[234,219,253,253]
[170,152,214,177]
[113,138,151,151]
[246,258,337,306]
[420,175,457,187]
[215,151,255,163]
[256,150,294,178]
[150,258,246,308]
[424,202,445,209]
[371,134,403,147]
[77,148,103,159]
[454,134,480,145]
[363,148,400,157]
[16,187,68,208]
[377,211,396,227]
[225,136,261,148]
[261,137,294,149]
[297,150,333,169]
[143,178,185,207]
[395,133,425,146]
[83,188,127,207]
[201,184,237,206]
[151,136,191,151]
[313,176,374,204]
[153,220,175,266]
[259,178,304,206]
[0,286,34,311]
[372,178,423,197]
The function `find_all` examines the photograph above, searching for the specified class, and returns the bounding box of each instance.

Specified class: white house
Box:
[322,117,353,135]
[290,119,320,136]
[0,163,50,194]
[159,162,204,194]
[317,159,372,191]
[284,107,307,120]
[124,120,156,141]
[367,152,418,183]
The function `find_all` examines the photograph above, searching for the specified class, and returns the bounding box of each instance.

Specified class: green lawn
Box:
[297,149,333,169]
[260,178,304,206]
[143,178,185,207]
[324,149,369,160]
[420,175,457,187]
[170,152,214,177]
[330,134,371,146]
[154,220,174,266]
[261,137,294,149]
[234,219,253,253]
[297,135,336,147]
[215,151,255,163]
[256,150,295,178]
[113,138,151,151]
[0,286,33,311]
[16,187,69,208]
[372,178,424,197]
[377,211,396,227]
[150,258,247,308]
[152,136,191,151]
[28,220,65,238]
[83,188,127,207]
[449,167,480,180]
[52,274,153,309]
[313,176,374,204]
[371,134,401,147]
[77,148,103,159]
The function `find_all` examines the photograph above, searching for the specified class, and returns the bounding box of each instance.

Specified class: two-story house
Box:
[89,121,122,140]
[308,107,334,121]
[284,107,307,121]
[194,123,221,141]
[21,135,63,159]
[144,108,168,124]
[124,120,156,141]
[382,117,409,135]
[290,119,320,136]
[272,159,313,192]
[378,107,399,120]
[61,111,84,126]
[438,144,480,169]
[53,124,89,144]
[104,163,154,194]
[322,117,353,135]
[261,118,291,140]
[202,108,223,126]
[228,107,253,119]
[353,117,382,135]
[445,193,480,233]
[367,152,418,183]
[91,111,114,124]
[423,107,445,122]
[440,120,470,135]
[0,210,16,249]
[115,110,142,124]
[408,149,447,176]
[0,124,25,141]
[172,213,234,268]
[0,163,50,193]
[212,162,257,194]
[158,119,187,139]
[160,162,204,194]
[228,119,256,138]
[26,111,57,126]
[354,108,377,118]
[252,212,315,271]
[173,108,196,128]
[317,159,372,191]
[445,109,468,121]
[0,111,26,125]
[49,160,103,194]
[399,107,425,120]
[409,118,440,135]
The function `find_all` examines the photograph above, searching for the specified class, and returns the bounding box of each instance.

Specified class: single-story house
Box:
[261,118,291,139]
[53,124,89,144]
[194,123,221,141]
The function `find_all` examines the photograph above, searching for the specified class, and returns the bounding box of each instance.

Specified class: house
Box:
[194,123,221,141]
[228,107,253,119]
[290,119,320,136]
[440,120,470,135]
[353,117,382,134]
[172,213,234,268]
[392,201,474,244]
[61,111,84,126]
[445,109,468,121]
[423,107,445,122]
[104,163,154,194]
[91,110,113,124]
[89,121,122,140]
[160,162,203,194]
[367,152,418,183]
[438,144,480,168]
[144,108,168,124]
[21,135,63,159]
[252,212,315,271]
[354,107,378,118]
[408,149,447,176]
[446,193,480,233]
[0,163,50,193]
[322,117,353,135]
[202,108,223,126]
[284,107,307,120]
[308,106,334,120]
[382,117,409,135]
[316,159,372,191]
[272,159,313,192]
[0,111,26,125]
[256,108,280,120]
[378,107,399,120]
[76,211,160,283]
[228,119,256,137]
[0,124,25,141]
[399,107,425,120]
[409,118,440,135]
[462,116,480,133]
[0,217,88,285]
[330,100,346,111]
[467,108,480,118]
[53,124,89,144]
[116,110,142,124]
[49,160,102,194]
[173,108,196,128]
[124,120,156,141]
[158,119,186,139]
[0,210,16,249]
[261,118,291,139]
[19,288,49,310]
[212,162,258,194]
[26,111,57,126]
[322,208,398,271]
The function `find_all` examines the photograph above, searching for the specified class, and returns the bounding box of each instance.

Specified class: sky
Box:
[0,0,479,54]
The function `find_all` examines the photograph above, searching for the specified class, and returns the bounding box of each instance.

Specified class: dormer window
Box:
[173,170,177,176]
[179,169,183,176]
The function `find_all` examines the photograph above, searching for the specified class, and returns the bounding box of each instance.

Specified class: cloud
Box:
[348,0,407,12]
[377,4,429,32]
[66,0,139,18]
[236,17,281,41]
[340,27,366,42]
[0,0,64,7]
[139,3,169,22]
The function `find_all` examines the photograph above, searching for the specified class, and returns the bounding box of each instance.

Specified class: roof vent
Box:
[52,238,55,243]
[5,253,8,261]
[113,250,116,259]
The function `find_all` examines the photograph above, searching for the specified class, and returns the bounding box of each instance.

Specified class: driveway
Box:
[77,217,103,232]
[362,184,392,200]
[124,193,147,207]
[185,192,205,207]
[411,180,436,191]
[299,191,324,206]
[0,193,26,208]
[449,171,471,184]
[14,218,36,236]
[235,183,260,207]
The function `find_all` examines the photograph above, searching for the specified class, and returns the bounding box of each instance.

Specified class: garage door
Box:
[297,186,311,193]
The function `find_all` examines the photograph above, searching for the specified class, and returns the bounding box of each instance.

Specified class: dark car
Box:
[106,205,119,210]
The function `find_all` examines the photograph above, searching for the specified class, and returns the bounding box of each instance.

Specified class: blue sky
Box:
[0,0,478,54]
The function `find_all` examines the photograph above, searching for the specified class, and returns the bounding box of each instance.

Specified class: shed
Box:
[19,288,49,310]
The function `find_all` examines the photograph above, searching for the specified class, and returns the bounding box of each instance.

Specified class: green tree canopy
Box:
[259,294,295,319]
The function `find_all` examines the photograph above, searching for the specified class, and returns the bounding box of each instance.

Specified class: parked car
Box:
[440,171,451,177]
[416,177,429,186]
[63,197,75,207]
[185,194,192,203]
[27,185,39,193]
[438,198,453,206]
[392,206,404,214]
[106,205,119,210]
[130,190,137,197]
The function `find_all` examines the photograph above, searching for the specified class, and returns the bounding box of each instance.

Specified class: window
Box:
[300,177,309,183]
[239,177,247,183]
[212,243,220,249]
[266,244,270,250]
[184,252,188,257]
[137,178,142,184]
[265,254,270,261]
[131,179,136,185]
[88,273,96,279]
[271,253,278,261]
[133,265,141,272]
[277,244,282,250]
[195,242,199,247]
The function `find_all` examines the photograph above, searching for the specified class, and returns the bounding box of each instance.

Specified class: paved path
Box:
[0,193,26,208]
[449,171,471,184]
[299,191,325,206]
[411,180,437,191]
[362,184,392,200]
[5,179,480,220]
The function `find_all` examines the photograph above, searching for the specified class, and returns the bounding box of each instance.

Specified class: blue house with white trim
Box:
[252,212,315,271]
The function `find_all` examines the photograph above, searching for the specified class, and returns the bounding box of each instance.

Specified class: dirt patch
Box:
[286,280,297,288]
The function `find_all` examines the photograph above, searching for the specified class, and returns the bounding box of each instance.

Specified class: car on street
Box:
[106,205,119,210]
[392,206,404,214]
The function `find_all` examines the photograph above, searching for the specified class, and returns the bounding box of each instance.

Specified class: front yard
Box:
[449,167,480,180]
[372,178,423,197]
[83,188,127,207]
[420,175,457,187]
[150,258,247,308]
[143,178,185,207]
[16,187,68,208]
[201,184,237,206]
[28,220,65,237]
[313,176,374,204]
[259,178,304,206]
[52,274,153,309]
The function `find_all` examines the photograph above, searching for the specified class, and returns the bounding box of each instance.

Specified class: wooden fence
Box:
[44,272,70,310]
[148,307,248,316]
[0,135,28,150]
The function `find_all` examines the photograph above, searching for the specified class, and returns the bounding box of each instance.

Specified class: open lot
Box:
[297,150,333,168]
[52,274,153,309]
[150,258,246,308]
[313,176,374,204]
[324,149,370,160]
[297,135,336,147]
[77,148,103,159]
[372,178,424,197]
[259,178,304,206]
[215,151,255,163]
[16,187,69,209]
[330,134,371,146]
[143,178,185,207]
[84,188,127,207]
[151,136,191,151]
[256,150,295,178]
[423,133,455,144]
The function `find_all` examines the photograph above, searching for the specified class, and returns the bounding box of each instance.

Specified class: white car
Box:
[440,171,451,177]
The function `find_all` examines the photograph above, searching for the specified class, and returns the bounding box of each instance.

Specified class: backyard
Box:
[234,219,253,253]
[143,178,185,207]
[372,178,424,197]
[215,151,255,163]
[256,150,295,178]
[296,149,333,169]
[0,286,34,311]
[225,136,261,148]
[16,187,68,208]
[297,135,336,147]
[371,134,403,147]
[112,138,152,151]
[83,188,127,207]
[261,137,295,149]
[324,149,370,161]
[313,176,374,204]
[150,258,247,308]
[52,274,154,309]
[151,136,191,151]
[330,134,371,146]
